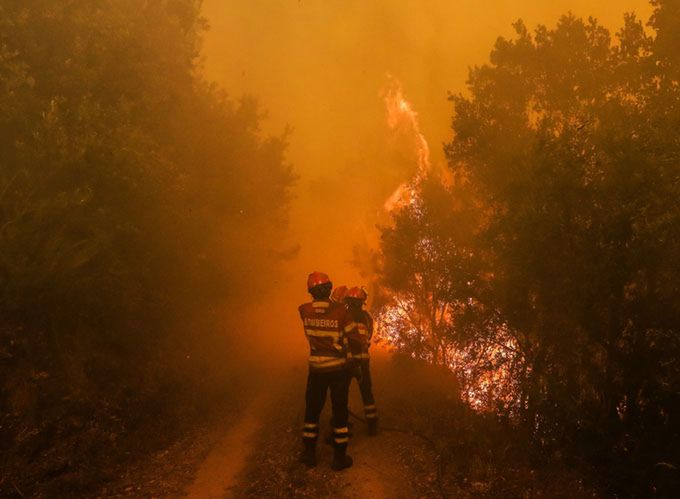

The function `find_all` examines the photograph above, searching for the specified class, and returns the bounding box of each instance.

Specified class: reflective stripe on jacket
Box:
[346,310,373,361]
[299,299,351,372]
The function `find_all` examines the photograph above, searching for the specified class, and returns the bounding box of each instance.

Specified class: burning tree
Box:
[377,175,525,412]
[378,5,680,494]
[375,79,527,413]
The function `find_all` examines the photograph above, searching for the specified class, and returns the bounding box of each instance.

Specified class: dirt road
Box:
[182,352,441,498]
[101,351,596,498]
[185,396,271,499]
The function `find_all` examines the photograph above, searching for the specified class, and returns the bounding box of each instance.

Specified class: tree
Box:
[378,3,680,493]
[0,2,294,495]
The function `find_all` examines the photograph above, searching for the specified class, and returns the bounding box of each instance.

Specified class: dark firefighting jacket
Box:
[298,299,353,372]
[345,310,373,361]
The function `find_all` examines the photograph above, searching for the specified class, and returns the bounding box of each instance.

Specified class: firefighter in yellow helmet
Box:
[298,272,354,470]
[344,286,378,435]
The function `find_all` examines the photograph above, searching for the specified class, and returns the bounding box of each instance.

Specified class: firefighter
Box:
[345,286,378,435]
[298,272,354,470]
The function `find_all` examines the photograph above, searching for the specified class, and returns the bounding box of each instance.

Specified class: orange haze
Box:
[200,0,652,361]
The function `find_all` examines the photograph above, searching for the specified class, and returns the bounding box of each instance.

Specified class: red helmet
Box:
[346,286,368,302]
[307,271,331,291]
[331,285,348,303]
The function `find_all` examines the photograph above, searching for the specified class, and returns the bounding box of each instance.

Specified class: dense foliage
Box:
[0,0,293,494]
[377,1,680,494]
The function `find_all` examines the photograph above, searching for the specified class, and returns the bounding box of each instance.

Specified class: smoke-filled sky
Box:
[201,0,651,304]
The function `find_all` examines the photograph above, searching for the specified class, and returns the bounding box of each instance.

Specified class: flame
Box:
[382,76,431,211]
[376,294,522,413]
[383,181,410,212]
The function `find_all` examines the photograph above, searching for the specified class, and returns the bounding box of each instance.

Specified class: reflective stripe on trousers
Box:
[333,426,349,446]
[364,404,377,419]
[302,422,318,440]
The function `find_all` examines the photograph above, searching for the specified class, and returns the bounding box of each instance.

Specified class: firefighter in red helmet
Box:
[345,286,378,435]
[298,272,354,470]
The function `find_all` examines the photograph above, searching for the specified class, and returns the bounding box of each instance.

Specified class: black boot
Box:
[299,439,317,468]
[367,417,378,436]
[331,446,353,471]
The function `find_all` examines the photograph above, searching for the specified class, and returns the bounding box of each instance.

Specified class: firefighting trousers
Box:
[352,360,377,420]
[303,368,351,449]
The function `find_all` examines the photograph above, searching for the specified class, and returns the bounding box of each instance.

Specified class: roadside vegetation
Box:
[375,2,680,495]
[0,2,293,496]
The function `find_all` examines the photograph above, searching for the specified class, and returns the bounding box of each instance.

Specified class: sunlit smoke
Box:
[382,76,431,211]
